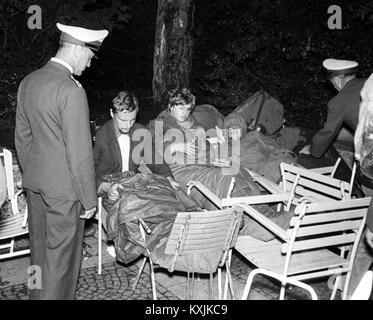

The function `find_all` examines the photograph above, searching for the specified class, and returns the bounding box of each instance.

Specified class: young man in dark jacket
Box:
[94,91,176,201]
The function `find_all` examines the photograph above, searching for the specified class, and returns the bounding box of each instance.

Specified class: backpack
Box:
[233,91,285,135]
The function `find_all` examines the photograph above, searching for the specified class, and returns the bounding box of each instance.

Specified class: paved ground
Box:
[0,229,335,300]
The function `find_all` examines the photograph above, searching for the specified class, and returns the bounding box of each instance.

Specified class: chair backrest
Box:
[280,163,351,207]
[0,149,15,200]
[165,207,243,271]
[282,198,371,274]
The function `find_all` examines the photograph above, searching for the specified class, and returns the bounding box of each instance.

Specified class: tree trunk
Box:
[152,0,194,109]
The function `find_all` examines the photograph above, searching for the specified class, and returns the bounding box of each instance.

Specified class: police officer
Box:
[300,59,367,157]
[15,23,108,299]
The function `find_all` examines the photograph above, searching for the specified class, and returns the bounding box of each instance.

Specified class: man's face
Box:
[111,109,137,134]
[74,46,94,76]
[170,103,192,123]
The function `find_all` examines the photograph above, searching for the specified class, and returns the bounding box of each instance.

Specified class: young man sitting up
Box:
[94,90,177,201]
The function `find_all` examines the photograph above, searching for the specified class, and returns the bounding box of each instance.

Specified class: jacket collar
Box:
[50,57,73,74]
[341,77,360,91]
[47,60,73,77]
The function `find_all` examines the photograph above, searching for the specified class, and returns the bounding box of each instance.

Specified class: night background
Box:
[0,0,373,147]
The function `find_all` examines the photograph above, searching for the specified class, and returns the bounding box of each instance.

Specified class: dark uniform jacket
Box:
[94,119,174,188]
[15,61,97,210]
[311,78,366,158]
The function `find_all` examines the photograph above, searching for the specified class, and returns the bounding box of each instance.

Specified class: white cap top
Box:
[323,58,358,71]
[56,23,108,52]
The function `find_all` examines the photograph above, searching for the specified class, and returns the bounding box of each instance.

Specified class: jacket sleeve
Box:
[15,80,33,171]
[144,123,175,179]
[61,86,97,210]
[310,98,344,158]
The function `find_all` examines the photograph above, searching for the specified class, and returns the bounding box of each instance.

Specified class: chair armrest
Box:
[11,188,27,216]
[222,193,291,207]
[237,203,287,241]
[22,205,28,228]
[241,268,318,300]
[245,168,282,194]
[186,181,223,209]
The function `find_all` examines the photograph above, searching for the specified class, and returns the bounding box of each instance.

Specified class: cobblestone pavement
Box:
[0,252,336,300]
[0,233,337,300]
[0,260,179,300]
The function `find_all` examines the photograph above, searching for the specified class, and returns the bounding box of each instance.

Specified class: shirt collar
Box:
[50,57,73,74]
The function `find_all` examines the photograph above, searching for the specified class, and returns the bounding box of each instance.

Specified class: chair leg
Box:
[186,272,191,300]
[209,273,214,300]
[330,274,341,300]
[218,268,222,300]
[342,271,352,300]
[279,282,286,300]
[191,272,195,300]
[241,269,258,300]
[132,257,147,291]
[149,259,157,300]
[223,250,233,300]
[185,272,195,300]
[98,210,102,275]
[225,263,235,300]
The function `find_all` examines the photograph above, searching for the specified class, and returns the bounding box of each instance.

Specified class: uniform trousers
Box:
[26,189,85,300]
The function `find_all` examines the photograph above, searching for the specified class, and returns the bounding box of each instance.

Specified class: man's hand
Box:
[299,144,311,155]
[216,126,227,143]
[366,228,373,249]
[98,182,111,194]
[170,141,197,155]
[80,207,97,219]
[108,183,120,201]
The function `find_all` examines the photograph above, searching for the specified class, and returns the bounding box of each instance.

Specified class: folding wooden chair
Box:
[132,207,243,300]
[235,197,371,300]
[0,148,29,260]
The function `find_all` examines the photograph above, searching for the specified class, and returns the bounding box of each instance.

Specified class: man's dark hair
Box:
[167,88,196,111]
[111,91,139,113]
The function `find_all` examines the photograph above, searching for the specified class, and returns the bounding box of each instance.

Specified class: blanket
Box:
[102,172,201,264]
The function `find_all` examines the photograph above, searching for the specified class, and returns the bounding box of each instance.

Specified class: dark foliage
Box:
[0,0,132,128]
[1,0,373,133]
[192,0,373,129]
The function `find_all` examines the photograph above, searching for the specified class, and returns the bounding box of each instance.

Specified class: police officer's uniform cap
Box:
[56,23,109,56]
[323,59,358,76]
